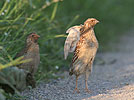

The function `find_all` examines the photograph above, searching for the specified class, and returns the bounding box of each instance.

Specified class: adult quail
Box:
[64,18,99,93]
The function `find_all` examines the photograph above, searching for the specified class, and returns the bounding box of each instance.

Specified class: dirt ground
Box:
[22,30,134,100]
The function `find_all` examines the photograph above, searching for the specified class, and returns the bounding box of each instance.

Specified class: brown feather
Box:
[14,33,40,75]
[66,18,99,92]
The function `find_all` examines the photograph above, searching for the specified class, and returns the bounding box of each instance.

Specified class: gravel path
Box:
[22,31,134,100]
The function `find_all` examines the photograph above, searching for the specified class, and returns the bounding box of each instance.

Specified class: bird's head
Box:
[84,18,99,29]
[26,33,40,43]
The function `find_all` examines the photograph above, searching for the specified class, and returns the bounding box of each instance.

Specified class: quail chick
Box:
[64,18,99,93]
[14,33,40,76]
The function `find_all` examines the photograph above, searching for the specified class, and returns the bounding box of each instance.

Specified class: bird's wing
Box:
[14,48,27,59]
[64,26,82,60]
[14,44,31,59]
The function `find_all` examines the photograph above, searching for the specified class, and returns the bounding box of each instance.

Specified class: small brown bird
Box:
[14,33,40,76]
[64,18,99,93]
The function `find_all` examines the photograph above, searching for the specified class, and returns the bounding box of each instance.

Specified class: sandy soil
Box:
[22,31,134,100]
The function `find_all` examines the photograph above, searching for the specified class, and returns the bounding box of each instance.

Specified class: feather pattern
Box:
[14,33,40,75]
[64,25,83,60]
[64,18,99,93]
[70,28,98,76]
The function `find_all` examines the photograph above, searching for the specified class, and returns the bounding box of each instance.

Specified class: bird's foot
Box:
[73,88,80,93]
[26,73,36,88]
[85,88,91,93]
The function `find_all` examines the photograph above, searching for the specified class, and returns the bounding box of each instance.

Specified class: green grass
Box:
[0,0,134,99]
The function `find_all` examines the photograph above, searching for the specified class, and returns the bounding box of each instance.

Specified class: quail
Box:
[14,33,40,76]
[64,18,99,93]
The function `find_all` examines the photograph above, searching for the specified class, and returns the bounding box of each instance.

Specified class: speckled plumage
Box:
[70,28,98,76]
[64,25,83,60]
[15,33,40,76]
[65,18,99,93]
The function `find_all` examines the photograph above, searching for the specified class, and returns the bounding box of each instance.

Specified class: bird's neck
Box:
[26,41,39,53]
[82,27,98,43]
[81,27,95,37]
[26,41,37,48]
[81,26,93,35]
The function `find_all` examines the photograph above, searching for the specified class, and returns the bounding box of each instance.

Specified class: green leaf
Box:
[50,2,58,21]
[0,89,6,100]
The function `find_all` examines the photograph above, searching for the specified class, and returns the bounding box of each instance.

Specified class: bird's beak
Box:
[96,20,99,23]
[36,34,40,38]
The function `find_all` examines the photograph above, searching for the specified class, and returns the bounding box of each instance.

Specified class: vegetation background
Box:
[0,0,134,99]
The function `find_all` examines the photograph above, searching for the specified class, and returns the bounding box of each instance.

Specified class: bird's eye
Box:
[32,35,34,37]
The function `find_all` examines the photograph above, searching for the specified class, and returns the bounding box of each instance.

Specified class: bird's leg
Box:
[85,79,91,93]
[73,75,80,93]
[85,68,91,93]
